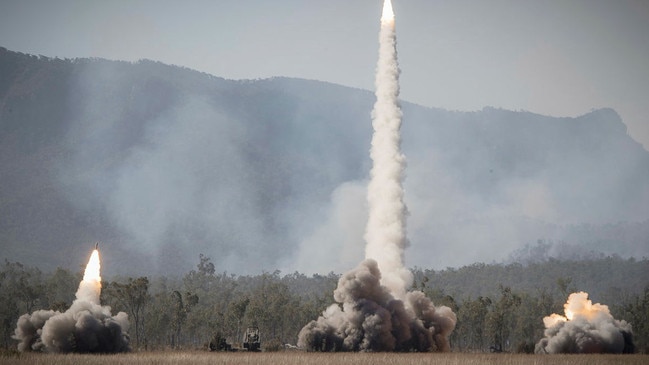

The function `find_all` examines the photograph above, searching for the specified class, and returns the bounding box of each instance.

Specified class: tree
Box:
[455,296,491,350]
[245,271,299,343]
[0,260,46,348]
[511,292,547,353]
[485,286,521,352]
[44,267,78,311]
[556,276,575,298]
[183,254,216,293]
[104,277,150,348]
[617,286,649,353]
[180,255,239,347]
[0,261,45,313]
[170,290,198,348]
[225,297,249,343]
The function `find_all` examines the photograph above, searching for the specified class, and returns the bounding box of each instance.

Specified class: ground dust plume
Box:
[297,1,456,352]
[13,248,130,353]
[535,292,634,354]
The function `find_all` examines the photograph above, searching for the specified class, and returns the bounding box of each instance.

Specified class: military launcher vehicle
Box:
[242,326,260,351]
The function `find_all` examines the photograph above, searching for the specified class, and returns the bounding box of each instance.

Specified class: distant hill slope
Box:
[1,47,648,276]
[415,256,649,306]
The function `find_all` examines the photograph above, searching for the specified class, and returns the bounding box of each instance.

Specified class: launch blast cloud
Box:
[298,1,456,351]
[297,259,456,351]
[535,291,634,354]
[13,249,130,353]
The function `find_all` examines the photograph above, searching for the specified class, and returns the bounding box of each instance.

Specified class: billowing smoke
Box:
[298,259,456,351]
[535,292,634,354]
[298,1,456,351]
[13,249,130,353]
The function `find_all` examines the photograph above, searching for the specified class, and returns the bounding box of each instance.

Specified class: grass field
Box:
[1,351,647,365]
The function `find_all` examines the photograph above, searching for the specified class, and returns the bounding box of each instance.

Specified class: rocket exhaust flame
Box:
[13,246,130,353]
[535,292,634,354]
[381,0,394,23]
[76,249,102,303]
[298,1,456,352]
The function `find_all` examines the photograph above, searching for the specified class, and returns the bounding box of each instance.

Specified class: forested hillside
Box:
[1,255,647,352]
[1,47,648,276]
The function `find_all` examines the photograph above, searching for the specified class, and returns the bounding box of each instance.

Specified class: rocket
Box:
[94,242,99,250]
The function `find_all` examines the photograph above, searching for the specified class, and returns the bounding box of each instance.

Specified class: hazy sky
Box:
[1,0,648,148]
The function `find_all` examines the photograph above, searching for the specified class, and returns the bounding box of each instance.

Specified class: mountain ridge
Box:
[1,47,647,276]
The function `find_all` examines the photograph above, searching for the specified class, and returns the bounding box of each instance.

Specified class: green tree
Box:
[556,276,575,298]
[181,254,239,347]
[142,275,183,349]
[511,292,548,353]
[225,297,249,343]
[183,254,216,293]
[1,261,45,313]
[104,277,150,348]
[485,286,521,352]
[245,271,299,343]
[0,260,46,348]
[170,290,198,348]
[617,286,649,353]
[455,296,491,350]
[44,267,78,311]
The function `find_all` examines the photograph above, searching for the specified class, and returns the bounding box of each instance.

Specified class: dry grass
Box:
[1,351,647,365]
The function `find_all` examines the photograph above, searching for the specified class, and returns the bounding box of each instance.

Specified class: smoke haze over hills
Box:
[1,48,648,276]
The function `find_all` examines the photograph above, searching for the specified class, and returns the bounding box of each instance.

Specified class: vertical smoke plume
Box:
[298,1,456,352]
[365,0,411,299]
[13,248,130,353]
[535,292,634,354]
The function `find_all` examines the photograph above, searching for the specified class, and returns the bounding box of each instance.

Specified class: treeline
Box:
[1,255,647,353]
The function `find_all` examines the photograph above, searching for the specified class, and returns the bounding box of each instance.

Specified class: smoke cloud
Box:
[298,1,456,351]
[297,259,456,352]
[535,291,634,354]
[13,250,130,353]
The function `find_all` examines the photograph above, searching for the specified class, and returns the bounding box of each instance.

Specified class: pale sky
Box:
[1,0,648,148]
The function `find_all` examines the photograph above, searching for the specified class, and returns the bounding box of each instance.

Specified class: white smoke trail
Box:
[13,249,130,353]
[364,0,412,300]
[535,292,634,354]
[298,1,456,352]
